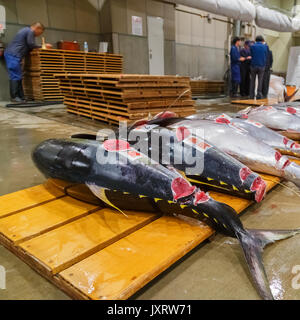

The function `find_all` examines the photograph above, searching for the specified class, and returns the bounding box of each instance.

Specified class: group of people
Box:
[230,35,273,100]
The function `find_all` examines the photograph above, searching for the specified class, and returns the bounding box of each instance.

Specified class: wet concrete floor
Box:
[1,100,300,300]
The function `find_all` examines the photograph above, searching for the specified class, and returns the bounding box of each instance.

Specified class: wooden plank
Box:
[19,209,160,275]
[0,184,65,219]
[59,214,213,300]
[0,197,99,244]
[232,98,278,106]
[279,131,300,141]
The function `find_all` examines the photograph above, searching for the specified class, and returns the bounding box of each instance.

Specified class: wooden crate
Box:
[0,170,284,300]
[55,74,196,125]
[23,49,123,101]
[190,80,225,96]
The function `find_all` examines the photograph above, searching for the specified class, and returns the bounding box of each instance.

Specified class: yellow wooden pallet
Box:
[0,169,285,300]
[231,98,278,106]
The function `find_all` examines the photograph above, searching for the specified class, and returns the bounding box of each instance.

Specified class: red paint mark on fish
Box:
[127,150,141,159]
[216,117,231,124]
[240,167,252,182]
[186,137,212,152]
[293,143,300,149]
[194,190,210,205]
[286,107,297,114]
[241,114,249,119]
[275,151,282,162]
[171,177,196,201]
[262,106,274,112]
[215,114,232,124]
[155,111,177,119]
[282,159,291,170]
[103,139,130,152]
[245,119,264,128]
[176,127,191,142]
[283,137,289,145]
[251,177,267,203]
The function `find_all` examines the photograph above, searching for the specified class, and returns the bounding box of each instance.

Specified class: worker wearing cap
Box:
[4,22,52,103]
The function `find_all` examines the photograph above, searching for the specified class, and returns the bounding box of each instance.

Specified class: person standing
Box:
[230,37,247,97]
[262,44,273,99]
[4,22,52,103]
[240,40,252,97]
[249,35,268,100]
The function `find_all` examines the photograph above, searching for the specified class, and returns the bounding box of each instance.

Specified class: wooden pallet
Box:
[23,49,123,101]
[0,170,285,300]
[231,98,278,106]
[55,74,196,125]
[190,80,225,96]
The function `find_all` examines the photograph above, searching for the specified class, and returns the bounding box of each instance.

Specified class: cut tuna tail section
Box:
[237,228,300,300]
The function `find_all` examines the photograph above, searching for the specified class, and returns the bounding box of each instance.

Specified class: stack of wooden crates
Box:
[23,48,123,101]
[55,74,196,125]
[190,80,225,97]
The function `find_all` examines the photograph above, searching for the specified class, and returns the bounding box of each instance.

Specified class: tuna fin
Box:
[86,184,128,218]
[237,228,300,300]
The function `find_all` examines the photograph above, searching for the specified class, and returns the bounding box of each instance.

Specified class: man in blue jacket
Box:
[249,35,268,100]
[4,22,51,103]
[230,37,250,97]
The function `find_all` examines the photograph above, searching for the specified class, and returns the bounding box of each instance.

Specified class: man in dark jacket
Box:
[262,44,273,99]
[4,22,51,103]
[240,40,252,97]
[249,35,268,100]
[230,37,248,97]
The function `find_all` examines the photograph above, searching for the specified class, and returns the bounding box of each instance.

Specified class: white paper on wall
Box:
[0,5,6,34]
[132,16,143,36]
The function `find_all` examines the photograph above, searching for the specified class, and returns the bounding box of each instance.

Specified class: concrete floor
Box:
[1,101,300,300]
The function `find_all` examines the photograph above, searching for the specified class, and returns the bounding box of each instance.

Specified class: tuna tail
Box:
[237,228,300,300]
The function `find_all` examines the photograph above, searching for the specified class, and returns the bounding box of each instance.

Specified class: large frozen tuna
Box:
[149,115,300,188]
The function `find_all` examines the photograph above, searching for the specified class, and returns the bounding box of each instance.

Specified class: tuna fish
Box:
[242,105,300,139]
[207,114,300,159]
[147,116,300,188]
[125,123,267,202]
[272,105,300,118]
[32,138,300,300]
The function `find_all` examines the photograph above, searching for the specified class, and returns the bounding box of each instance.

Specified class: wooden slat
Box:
[0,184,64,219]
[19,209,159,275]
[59,214,213,300]
[232,98,278,106]
[0,197,99,244]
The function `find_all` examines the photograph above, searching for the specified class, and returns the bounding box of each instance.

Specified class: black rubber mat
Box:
[6,101,63,108]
